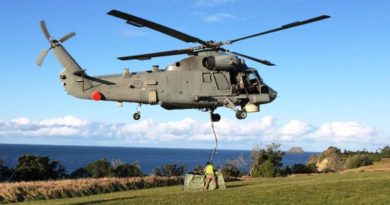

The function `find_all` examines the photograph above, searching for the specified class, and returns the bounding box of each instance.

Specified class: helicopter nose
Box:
[269,87,277,102]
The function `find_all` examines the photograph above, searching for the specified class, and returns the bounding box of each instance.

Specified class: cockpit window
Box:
[248,73,257,81]
[245,70,263,84]
[242,70,262,94]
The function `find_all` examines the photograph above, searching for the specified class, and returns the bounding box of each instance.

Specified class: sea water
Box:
[0,144,317,174]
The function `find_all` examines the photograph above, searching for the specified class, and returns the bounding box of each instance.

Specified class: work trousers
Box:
[204,174,218,190]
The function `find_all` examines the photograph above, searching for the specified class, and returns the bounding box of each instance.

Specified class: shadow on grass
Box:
[226,184,246,189]
[73,196,141,205]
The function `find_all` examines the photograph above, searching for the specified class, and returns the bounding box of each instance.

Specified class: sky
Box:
[0,0,389,151]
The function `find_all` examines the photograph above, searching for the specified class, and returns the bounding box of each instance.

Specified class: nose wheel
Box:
[224,97,248,120]
[133,103,142,120]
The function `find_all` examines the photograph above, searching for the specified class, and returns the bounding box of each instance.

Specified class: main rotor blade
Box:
[59,32,76,43]
[118,48,194,61]
[231,51,275,66]
[40,20,51,40]
[229,15,330,44]
[37,48,49,67]
[108,10,207,45]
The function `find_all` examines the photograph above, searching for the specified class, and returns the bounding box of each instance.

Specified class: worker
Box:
[203,161,218,190]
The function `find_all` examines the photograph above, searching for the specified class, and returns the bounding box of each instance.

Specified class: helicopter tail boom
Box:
[37,20,97,100]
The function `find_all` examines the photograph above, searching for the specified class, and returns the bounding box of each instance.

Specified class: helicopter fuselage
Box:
[59,51,277,119]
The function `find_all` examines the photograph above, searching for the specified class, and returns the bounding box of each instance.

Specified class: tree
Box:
[113,163,143,178]
[14,155,66,181]
[153,164,186,176]
[222,159,242,180]
[0,159,12,182]
[290,164,317,174]
[84,159,112,178]
[70,167,91,179]
[253,160,278,177]
[250,143,285,177]
[380,146,390,158]
[190,165,203,175]
[345,154,373,169]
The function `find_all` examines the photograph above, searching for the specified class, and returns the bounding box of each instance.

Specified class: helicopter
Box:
[37,10,330,121]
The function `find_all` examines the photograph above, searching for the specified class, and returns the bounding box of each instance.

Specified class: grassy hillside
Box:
[12,170,390,205]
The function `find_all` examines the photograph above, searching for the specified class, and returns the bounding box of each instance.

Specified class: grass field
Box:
[11,170,390,205]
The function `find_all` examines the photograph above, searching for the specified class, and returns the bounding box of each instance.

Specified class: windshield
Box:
[245,69,263,84]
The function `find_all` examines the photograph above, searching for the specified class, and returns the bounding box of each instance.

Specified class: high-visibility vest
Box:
[205,164,214,175]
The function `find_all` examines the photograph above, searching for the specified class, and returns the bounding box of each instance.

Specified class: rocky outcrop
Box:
[307,147,345,172]
[287,147,304,153]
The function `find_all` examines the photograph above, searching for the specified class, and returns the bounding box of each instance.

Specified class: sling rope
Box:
[208,115,219,163]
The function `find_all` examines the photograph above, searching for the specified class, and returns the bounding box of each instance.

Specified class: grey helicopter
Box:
[37,10,330,121]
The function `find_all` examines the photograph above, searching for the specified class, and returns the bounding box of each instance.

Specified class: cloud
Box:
[0,115,384,150]
[11,117,31,125]
[0,115,87,138]
[309,122,377,143]
[194,0,235,7]
[38,116,88,127]
[203,13,235,23]
[279,120,312,141]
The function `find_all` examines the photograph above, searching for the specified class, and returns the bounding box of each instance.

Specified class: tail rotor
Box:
[36,48,50,67]
[59,32,76,43]
[40,20,51,40]
[36,20,76,67]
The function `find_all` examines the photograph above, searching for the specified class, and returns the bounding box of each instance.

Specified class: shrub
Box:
[153,164,186,176]
[290,163,317,174]
[380,146,390,158]
[322,168,335,173]
[252,160,277,177]
[71,159,144,179]
[190,165,203,175]
[280,166,291,176]
[367,153,382,162]
[13,155,66,181]
[113,163,143,178]
[0,159,12,182]
[222,159,242,180]
[84,159,112,178]
[250,143,284,177]
[345,154,373,169]
[70,167,92,179]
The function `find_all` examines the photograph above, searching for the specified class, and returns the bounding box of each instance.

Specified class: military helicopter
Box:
[37,10,330,121]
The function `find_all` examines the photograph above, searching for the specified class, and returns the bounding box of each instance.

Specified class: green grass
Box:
[13,171,390,205]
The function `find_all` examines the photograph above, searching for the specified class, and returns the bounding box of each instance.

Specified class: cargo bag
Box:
[183,171,226,191]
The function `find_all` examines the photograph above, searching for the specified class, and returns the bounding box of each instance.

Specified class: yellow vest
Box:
[205,164,214,175]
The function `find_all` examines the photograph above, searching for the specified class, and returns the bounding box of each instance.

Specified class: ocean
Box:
[0,144,317,174]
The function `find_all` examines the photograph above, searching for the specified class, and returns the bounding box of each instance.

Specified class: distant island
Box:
[287,147,304,153]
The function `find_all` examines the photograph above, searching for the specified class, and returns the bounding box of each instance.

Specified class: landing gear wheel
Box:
[211,113,221,122]
[133,113,141,120]
[236,110,247,120]
[133,103,142,120]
